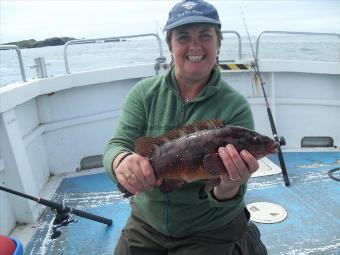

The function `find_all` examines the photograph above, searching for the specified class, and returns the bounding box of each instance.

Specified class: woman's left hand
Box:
[213,144,259,200]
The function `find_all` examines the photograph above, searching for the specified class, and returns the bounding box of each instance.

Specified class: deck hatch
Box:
[246,202,287,224]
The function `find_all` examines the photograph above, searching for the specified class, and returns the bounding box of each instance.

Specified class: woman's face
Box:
[170,24,220,83]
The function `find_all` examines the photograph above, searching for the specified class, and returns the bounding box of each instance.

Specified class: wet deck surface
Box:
[247,152,340,254]
[24,152,340,254]
[24,173,130,255]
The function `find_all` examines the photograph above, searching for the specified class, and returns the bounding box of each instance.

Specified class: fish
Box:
[118,119,279,198]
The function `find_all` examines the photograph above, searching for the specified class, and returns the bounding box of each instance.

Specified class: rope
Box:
[328,167,340,181]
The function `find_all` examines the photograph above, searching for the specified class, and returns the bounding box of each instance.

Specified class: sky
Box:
[1,0,340,43]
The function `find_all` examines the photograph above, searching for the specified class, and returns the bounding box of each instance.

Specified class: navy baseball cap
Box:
[164,0,221,31]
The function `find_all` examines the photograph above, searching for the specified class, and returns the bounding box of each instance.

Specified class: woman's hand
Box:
[113,153,161,196]
[213,144,259,200]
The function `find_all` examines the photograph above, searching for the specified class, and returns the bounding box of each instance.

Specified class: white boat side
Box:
[0,36,339,239]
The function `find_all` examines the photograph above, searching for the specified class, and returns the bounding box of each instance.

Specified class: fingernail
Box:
[227,144,234,150]
[241,150,247,156]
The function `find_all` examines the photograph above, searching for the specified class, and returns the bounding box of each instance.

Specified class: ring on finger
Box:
[229,175,241,181]
[123,171,132,179]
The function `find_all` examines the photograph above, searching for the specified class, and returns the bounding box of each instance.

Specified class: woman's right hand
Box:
[114,153,161,195]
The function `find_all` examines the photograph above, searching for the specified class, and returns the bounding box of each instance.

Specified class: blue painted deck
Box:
[24,152,340,254]
[248,152,340,254]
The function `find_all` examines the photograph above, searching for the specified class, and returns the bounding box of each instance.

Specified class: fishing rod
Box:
[240,7,290,186]
[0,186,112,239]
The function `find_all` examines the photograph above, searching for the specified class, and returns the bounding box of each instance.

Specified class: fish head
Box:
[242,132,279,159]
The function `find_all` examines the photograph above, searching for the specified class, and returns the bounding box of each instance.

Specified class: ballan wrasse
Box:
[118,120,279,197]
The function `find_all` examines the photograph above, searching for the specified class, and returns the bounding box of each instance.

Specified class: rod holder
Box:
[30,57,49,79]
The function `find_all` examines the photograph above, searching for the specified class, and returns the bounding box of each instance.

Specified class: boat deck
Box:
[23,151,340,254]
[247,151,340,254]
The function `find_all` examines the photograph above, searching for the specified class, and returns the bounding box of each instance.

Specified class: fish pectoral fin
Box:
[203,153,226,176]
[204,179,221,192]
[159,179,184,193]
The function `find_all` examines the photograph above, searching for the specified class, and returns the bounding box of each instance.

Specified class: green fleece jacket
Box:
[103,66,254,238]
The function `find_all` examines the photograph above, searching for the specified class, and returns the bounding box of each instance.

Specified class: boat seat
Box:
[301,136,334,147]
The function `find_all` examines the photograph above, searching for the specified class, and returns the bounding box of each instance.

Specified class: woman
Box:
[104,0,263,254]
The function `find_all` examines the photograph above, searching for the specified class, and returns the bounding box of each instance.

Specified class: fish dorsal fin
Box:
[134,119,225,157]
[164,119,225,140]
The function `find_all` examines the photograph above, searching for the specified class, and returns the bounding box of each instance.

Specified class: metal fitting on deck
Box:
[30,57,50,79]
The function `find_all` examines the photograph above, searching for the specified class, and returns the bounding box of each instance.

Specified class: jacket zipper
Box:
[178,101,187,125]
[166,193,171,235]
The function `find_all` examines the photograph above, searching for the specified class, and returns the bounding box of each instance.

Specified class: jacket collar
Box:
[164,65,221,102]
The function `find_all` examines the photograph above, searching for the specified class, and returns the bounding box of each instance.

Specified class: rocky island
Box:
[3,37,76,48]
[2,37,125,49]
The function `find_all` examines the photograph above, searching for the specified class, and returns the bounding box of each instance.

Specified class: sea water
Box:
[1,34,339,86]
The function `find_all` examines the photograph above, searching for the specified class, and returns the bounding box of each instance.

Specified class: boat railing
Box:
[0,45,27,82]
[256,31,340,60]
[221,30,242,59]
[63,33,166,74]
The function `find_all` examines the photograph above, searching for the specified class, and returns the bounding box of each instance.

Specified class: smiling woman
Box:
[168,24,221,99]
[1,0,339,254]
[103,0,266,254]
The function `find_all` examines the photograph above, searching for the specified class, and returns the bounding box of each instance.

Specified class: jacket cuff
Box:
[207,185,245,207]
[103,148,132,182]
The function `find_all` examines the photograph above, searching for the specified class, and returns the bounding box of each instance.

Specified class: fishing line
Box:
[239,6,290,186]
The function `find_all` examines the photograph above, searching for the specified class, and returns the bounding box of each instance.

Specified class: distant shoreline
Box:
[2,37,127,49]
[2,37,76,49]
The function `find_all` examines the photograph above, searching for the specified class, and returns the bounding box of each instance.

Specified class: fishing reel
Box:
[275,135,286,146]
[51,210,77,239]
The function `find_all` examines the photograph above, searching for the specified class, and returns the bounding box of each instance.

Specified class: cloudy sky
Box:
[1,0,339,43]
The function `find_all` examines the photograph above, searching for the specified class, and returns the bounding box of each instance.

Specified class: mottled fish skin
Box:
[118,120,279,197]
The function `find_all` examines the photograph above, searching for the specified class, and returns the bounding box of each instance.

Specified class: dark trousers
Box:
[114,210,249,255]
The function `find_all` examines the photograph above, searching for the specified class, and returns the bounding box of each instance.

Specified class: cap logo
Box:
[182,1,197,10]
